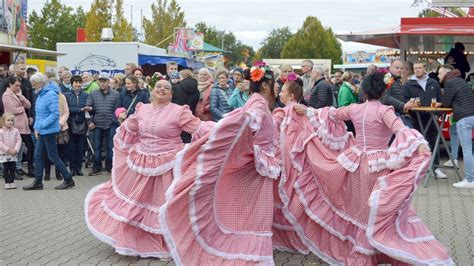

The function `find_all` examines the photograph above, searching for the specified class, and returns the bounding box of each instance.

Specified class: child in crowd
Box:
[0,113,21,189]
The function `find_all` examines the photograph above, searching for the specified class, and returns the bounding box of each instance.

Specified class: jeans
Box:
[68,132,86,172]
[92,127,114,172]
[449,125,460,160]
[44,143,67,178]
[16,134,35,173]
[15,142,25,170]
[412,115,439,166]
[34,133,71,182]
[456,116,474,182]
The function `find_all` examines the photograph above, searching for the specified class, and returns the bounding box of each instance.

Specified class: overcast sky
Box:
[30,0,425,52]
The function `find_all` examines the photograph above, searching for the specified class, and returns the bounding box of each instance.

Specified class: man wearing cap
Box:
[84,72,120,176]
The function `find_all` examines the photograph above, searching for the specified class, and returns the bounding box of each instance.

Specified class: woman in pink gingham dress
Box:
[275,73,453,265]
[159,63,280,265]
[84,80,208,260]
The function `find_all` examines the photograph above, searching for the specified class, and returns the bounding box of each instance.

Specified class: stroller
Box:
[84,129,95,168]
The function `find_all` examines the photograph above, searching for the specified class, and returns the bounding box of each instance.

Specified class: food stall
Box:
[337,17,474,140]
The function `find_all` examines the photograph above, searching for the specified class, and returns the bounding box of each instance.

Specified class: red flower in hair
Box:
[250,67,265,82]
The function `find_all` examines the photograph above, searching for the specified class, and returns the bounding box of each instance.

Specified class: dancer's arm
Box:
[179,105,203,134]
[382,107,429,154]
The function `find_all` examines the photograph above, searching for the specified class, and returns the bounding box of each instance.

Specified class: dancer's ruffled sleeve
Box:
[115,103,142,150]
[249,105,281,180]
[178,105,215,141]
[305,106,352,150]
[382,107,430,170]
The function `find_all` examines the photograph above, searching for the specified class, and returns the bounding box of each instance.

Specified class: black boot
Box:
[55,179,75,190]
[76,168,84,176]
[23,180,43,190]
[14,171,23,180]
[27,168,35,178]
[18,169,27,176]
[44,172,50,181]
[55,169,63,181]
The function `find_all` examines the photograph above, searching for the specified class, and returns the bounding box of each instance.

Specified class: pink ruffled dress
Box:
[159,93,280,265]
[85,102,202,258]
[274,100,454,265]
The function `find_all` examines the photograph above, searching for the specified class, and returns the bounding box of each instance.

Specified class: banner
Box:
[168,28,204,56]
[187,32,204,50]
[2,0,27,46]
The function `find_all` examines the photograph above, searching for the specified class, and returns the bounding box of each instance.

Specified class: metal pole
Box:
[221,31,225,50]
[130,5,133,28]
[140,9,143,37]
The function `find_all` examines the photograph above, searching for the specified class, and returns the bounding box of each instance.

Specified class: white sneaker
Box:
[4,183,10,189]
[9,183,16,189]
[453,179,470,188]
[435,168,448,179]
[443,159,458,167]
[453,180,474,188]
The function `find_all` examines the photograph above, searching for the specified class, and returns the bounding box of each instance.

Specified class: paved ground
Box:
[0,163,473,266]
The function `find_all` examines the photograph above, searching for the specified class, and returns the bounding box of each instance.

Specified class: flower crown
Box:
[287,72,298,81]
[250,61,272,82]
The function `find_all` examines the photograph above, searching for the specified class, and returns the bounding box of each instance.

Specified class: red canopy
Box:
[337,17,474,49]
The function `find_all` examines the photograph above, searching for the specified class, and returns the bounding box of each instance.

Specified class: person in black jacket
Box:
[404,61,446,178]
[381,59,416,127]
[172,69,199,143]
[437,64,474,188]
[444,42,471,80]
[64,75,89,176]
[308,66,333,108]
[115,75,150,117]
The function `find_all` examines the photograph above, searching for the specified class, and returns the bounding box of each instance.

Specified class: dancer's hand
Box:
[293,104,307,115]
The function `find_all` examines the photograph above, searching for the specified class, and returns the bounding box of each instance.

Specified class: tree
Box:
[194,22,221,47]
[281,16,342,64]
[258,27,293,59]
[112,0,134,41]
[418,7,466,17]
[28,0,86,50]
[143,0,186,47]
[85,0,112,42]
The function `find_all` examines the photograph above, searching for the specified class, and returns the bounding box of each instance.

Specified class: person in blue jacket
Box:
[23,72,75,190]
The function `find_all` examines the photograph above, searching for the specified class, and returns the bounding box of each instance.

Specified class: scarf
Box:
[198,80,212,92]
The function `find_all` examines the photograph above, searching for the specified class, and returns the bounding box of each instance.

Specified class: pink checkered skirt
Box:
[84,128,178,258]
[160,108,278,265]
[275,107,454,265]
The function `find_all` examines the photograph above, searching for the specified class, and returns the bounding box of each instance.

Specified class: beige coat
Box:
[59,93,69,131]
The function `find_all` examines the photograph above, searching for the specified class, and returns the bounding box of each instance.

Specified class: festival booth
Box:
[263,59,332,75]
[0,1,62,65]
[337,17,474,141]
[167,28,228,72]
[334,48,399,74]
[139,54,203,76]
[57,42,167,76]
[337,17,474,68]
